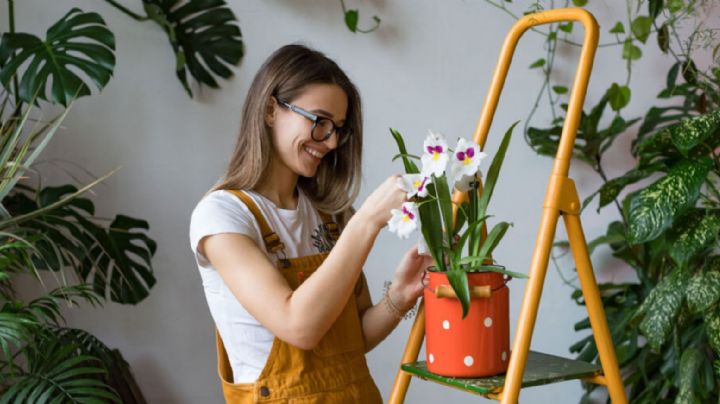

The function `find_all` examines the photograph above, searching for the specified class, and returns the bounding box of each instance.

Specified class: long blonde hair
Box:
[211,44,362,228]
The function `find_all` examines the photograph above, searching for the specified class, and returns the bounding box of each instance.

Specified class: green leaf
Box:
[475,222,512,266]
[667,0,684,13]
[558,23,573,33]
[477,122,517,221]
[657,23,670,53]
[552,85,568,94]
[572,0,588,6]
[143,0,244,97]
[606,83,631,111]
[624,158,712,244]
[649,0,664,19]
[675,347,702,403]
[595,164,661,210]
[433,174,454,252]
[707,310,720,355]
[637,268,689,351]
[668,209,720,266]
[446,269,470,318]
[681,59,698,85]
[529,58,545,69]
[609,22,625,34]
[389,128,420,174]
[344,9,359,32]
[631,16,652,44]
[0,8,116,106]
[622,39,642,60]
[686,270,720,314]
[667,109,720,156]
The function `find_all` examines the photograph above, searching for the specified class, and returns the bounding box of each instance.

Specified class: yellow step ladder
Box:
[388,8,628,404]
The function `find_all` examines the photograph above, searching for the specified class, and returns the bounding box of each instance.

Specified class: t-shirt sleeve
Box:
[189,191,261,268]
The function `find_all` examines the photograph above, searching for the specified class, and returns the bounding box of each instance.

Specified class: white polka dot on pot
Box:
[442,320,450,330]
[484,317,493,327]
[429,353,434,363]
[463,356,474,367]
[502,351,508,361]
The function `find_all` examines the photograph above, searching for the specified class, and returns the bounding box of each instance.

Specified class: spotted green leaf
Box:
[594,164,662,210]
[637,269,689,351]
[707,310,720,355]
[667,109,720,156]
[675,347,702,404]
[624,158,712,244]
[669,209,720,266]
[686,270,720,314]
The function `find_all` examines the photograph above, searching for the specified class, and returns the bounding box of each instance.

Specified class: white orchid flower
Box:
[399,174,432,198]
[388,202,419,239]
[420,130,449,178]
[417,233,431,256]
[450,138,486,184]
[454,173,481,192]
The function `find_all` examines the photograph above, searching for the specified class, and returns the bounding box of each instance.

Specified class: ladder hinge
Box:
[544,175,581,215]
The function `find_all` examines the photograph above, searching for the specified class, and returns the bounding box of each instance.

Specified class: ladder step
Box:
[400,351,602,395]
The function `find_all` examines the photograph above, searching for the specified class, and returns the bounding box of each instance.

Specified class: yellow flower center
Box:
[413,180,422,189]
[463,157,473,166]
[402,215,411,222]
[432,152,441,161]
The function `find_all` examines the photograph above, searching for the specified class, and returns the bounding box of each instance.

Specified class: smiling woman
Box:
[188,44,432,403]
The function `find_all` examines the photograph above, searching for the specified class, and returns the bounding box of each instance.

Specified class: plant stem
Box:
[101,0,149,21]
[7,0,20,107]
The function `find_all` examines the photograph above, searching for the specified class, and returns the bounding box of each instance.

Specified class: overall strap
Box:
[317,211,340,241]
[226,190,286,254]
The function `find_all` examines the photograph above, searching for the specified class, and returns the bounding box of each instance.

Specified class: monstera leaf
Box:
[142,0,244,96]
[4,185,156,305]
[0,8,115,106]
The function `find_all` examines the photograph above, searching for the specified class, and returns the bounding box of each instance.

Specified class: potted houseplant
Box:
[388,123,526,377]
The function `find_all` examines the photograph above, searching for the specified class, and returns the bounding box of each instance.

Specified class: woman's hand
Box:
[390,246,434,310]
[355,174,407,231]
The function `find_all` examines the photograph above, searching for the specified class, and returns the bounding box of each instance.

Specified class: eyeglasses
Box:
[276,98,352,146]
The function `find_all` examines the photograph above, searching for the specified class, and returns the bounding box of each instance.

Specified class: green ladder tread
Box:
[400,351,602,395]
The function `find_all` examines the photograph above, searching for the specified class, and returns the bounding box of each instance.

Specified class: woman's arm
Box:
[201,175,406,350]
[356,246,432,352]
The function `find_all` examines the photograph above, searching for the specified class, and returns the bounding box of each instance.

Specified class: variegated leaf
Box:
[669,108,720,156]
[638,269,689,351]
[625,158,712,244]
[707,310,720,355]
[669,209,720,266]
[686,271,720,314]
[596,164,663,209]
[674,347,702,404]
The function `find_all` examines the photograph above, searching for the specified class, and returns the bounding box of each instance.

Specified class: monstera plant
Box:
[482,0,720,402]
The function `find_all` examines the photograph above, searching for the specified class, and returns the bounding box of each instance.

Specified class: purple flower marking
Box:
[427,145,444,154]
[466,148,475,158]
[418,178,427,192]
[456,151,465,161]
[402,206,415,220]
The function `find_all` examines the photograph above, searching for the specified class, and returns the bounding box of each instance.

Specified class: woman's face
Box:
[269,83,348,178]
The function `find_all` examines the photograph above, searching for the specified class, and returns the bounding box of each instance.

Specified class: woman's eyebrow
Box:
[310,108,346,124]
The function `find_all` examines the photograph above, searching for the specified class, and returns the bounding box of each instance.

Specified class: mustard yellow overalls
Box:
[215,190,383,403]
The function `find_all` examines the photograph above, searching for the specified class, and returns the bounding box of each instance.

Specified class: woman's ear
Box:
[265,97,277,127]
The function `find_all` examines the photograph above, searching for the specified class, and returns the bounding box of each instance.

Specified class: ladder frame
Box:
[388,8,628,404]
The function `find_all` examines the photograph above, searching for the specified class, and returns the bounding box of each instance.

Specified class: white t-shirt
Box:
[189,188,330,383]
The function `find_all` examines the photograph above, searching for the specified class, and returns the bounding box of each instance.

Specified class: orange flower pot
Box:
[423,270,510,377]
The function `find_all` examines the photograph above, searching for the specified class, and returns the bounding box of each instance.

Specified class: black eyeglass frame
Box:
[275,98,351,146]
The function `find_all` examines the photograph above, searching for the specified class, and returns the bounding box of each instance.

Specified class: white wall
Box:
[5,0,675,402]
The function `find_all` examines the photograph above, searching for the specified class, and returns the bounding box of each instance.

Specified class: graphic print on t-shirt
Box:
[311,223,336,252]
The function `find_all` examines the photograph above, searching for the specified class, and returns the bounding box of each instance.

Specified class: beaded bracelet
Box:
[383,281,418,321]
